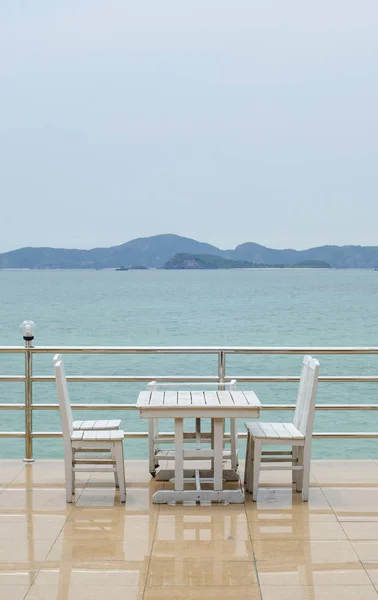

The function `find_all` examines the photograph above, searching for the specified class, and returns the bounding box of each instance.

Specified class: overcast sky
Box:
[1,1,377,253]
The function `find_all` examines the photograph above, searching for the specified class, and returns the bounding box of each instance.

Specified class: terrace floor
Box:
[2,459,378,599]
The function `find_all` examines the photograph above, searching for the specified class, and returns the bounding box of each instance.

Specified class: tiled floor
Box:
[2,459,378,599]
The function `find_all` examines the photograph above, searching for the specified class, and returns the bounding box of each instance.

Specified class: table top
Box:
[137,390,261,418]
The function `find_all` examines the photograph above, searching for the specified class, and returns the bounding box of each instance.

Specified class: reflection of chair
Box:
[53,354,121,432]
[54,357,126,503]
[146,380,238,476]
[245,356,319,501]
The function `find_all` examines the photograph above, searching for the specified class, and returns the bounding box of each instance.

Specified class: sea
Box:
[1,267,378,460]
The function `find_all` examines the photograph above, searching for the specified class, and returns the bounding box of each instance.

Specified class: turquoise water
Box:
[1,268,378,459]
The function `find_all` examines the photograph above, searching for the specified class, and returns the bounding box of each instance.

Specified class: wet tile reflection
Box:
[2,459,378,599]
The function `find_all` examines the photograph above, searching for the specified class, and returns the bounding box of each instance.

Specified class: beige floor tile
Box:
[73,488,129,507]
[312,461,378,486]
[158,502,247,522]
[59,514,156,541]
[67,506,129,521]
[342,522,378,540]
[250,466,318,487]
[24,584,144,599]
[0,461,25,486]
[0,586,31,600]
[246,488,333,521]
[147,558,258,586]
[362,565,378,585]
[323,488,378,518]
[258,567,371,587]
[254,538,359,565]
[125,460,159,483]
[249,520,347,540]
[352,541,378,562]
[0,488,76,512]
[47,537,153,562]
[33,562,147,586]
[77,485,160,514]
[155,514,250,541]
[0,568,38,586]
[261,585,378,599]
[254,539,365,586]
[11,461,90,486]
[151,538,253,560]
[0,514,67,540]
[0,540,54,563]
[144,585,261,599]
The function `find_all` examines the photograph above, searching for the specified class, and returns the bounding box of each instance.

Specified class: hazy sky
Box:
[1,1,377,253]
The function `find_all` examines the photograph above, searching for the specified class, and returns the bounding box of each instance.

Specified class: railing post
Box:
[218,350,226,390]
[20,321,36,463]
[24,340,34,462]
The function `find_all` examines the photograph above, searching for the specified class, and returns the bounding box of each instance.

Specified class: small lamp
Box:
[20,320,36,342]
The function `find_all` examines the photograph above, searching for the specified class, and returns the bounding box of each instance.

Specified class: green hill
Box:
[162,253,256,270]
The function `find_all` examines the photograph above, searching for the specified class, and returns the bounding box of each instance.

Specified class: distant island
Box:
[0,233,376,269]
[163,253,331,270]
[116,265,148,271]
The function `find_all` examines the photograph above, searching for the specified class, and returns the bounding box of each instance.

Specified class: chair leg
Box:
[65,448,74,503]
[230,418,238,470]
[292,447,298,485]
[195,418,201,450]
[114,442,126,503]
[148,419,157,476]
[301,446,311,502]
[244,431,250,485]
[112,449,119,488]
[296,446,304,493]
[252,440,262,502]
[244,434,254,494]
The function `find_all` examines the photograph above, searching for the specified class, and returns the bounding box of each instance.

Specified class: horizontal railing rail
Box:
[1,343,378,459]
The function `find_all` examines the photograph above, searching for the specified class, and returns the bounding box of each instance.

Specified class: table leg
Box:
[174,418,184,491]
[213,418,224,491]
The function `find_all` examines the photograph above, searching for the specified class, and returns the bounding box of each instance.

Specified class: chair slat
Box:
[270,423,294,438]
[258,423,280,438]
[283,423,304,439]
[93,420,109,429]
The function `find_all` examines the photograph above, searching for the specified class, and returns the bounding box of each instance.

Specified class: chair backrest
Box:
[147,379,237,391]
[293,356,319,438]
[54,357,73,439]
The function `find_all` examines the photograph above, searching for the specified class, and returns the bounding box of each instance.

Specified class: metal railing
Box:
[1,342,378,460]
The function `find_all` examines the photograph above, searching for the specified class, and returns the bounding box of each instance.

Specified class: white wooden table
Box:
[137,390,261,503]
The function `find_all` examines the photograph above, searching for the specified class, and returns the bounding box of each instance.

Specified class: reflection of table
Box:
[137,390,261,503]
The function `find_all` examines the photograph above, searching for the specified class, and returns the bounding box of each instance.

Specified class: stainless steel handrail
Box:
[1,343,378,460]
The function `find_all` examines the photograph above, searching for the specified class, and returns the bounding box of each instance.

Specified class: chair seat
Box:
[245,422,304,440]
[71,430,124,442]
[73,419,121,430]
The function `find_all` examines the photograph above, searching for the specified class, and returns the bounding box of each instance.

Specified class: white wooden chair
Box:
[54,357,126,503]
[53,354,121,432]
[244,356,319,502]
[146,380,238,476]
